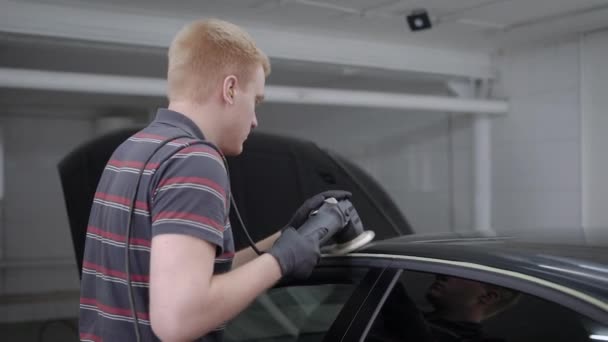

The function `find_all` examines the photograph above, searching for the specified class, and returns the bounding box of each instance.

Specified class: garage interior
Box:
[0,0,607,341]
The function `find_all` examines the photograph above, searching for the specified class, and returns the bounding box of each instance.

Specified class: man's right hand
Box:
[268,198,355,279]
[285,190,351,230]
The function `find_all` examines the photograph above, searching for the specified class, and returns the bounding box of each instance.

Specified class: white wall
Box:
[492,39,584,242]
[0,112,95,322]
[0,110,146,322]
[257,103,474,234]
[581,29,608,244]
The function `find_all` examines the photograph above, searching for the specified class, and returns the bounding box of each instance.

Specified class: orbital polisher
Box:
[303,197,375,255]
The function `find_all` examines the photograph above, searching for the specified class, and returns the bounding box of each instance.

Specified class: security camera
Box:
[406,9,432,32]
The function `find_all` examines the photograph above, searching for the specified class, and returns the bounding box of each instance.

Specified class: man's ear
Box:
[223,75,238,104]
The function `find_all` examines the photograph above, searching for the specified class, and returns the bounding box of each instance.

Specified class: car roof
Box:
[353,232,608,303]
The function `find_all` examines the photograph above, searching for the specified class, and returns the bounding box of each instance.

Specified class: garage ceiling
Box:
[1,0,606,112]
[15,0,608,51]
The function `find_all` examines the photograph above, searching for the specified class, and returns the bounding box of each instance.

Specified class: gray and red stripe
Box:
[79,109,234,342]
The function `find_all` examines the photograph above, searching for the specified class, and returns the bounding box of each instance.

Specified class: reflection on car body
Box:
[225,233,608,342]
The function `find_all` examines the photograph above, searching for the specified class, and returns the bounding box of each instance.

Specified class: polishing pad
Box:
[322,230,375,255]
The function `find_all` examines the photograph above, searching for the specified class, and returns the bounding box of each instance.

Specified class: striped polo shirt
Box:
[79,109,234,342]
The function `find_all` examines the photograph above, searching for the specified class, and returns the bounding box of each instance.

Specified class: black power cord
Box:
[125,135,261,342]
[125,135,190,342]
[222,154,262,256]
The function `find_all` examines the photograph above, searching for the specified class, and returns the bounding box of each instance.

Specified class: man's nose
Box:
[251,114,258,129]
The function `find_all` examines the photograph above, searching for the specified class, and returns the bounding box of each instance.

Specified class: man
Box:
[370,275,520,342]
[422,275,521,341]
[79,19,358,342]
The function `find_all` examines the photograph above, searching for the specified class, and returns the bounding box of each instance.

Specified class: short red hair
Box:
[167,19,271,103]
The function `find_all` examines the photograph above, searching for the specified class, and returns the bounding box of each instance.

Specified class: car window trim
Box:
[350,267,403,342]
[321,267,389,342]
[326,253,608,325]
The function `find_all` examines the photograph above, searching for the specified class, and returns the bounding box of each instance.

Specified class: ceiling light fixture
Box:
[406,9,432,32]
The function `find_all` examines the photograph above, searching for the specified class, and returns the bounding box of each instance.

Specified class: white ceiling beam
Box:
[289,0,362,15]
[0,68,508,114]
[0,0,494,79]
[505,3,608,32]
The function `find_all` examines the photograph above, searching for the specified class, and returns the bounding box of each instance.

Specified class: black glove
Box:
[297,198,354,246]
[267,227,321,279]
[285,190,351,230]
[269,198,354,279]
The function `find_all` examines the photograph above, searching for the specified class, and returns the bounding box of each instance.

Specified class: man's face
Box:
[426,275,489,311]
[221,65,265,156]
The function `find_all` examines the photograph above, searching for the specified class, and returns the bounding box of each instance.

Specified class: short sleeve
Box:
[150,143,229,254]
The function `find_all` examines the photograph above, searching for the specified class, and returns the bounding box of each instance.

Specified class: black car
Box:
[59,131,607,342]
[223,232,608,342]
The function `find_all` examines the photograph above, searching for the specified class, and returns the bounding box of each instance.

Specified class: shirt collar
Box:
[153,108,206,141]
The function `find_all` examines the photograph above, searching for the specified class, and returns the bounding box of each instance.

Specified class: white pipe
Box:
[0,68,166,97]
[0,68,509,114]
[473,115,492,232]
[290,0,361,15]
[472,81,494,233]
[266,86,508,114]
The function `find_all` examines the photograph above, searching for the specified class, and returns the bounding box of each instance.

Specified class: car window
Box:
[225,283,357,342]
[224,266,375,342]
[365,270,607,342]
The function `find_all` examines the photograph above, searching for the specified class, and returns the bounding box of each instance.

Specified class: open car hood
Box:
[58,129,411,274]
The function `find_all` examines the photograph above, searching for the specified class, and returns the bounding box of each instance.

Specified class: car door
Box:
[335,256,608,342]
[223,259,400,342]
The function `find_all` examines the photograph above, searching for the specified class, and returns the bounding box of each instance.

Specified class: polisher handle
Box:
[298,198,352,245]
